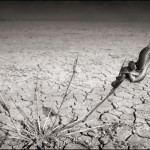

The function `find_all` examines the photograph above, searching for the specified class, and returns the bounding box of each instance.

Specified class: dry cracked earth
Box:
[0,20,150,149]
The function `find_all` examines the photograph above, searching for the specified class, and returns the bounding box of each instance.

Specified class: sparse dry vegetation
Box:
[0,54,125,149]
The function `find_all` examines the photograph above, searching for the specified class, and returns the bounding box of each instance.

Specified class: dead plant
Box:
[0,53,123,149]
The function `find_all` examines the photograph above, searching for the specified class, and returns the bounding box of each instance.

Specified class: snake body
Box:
[111,43,150,88]
[129,44,150,82]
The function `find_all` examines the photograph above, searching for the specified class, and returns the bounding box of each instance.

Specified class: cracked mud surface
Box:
[0,20,150,149]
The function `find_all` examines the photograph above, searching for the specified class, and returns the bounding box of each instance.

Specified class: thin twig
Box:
[8,136,31,141]
[57,119,97,134]
[0,121,18,131]
[0,91,36,142]
[30,111,38,136]
[0,93,22,138]
[52,84,122,135]
[63,123,110,136]
[118,57,127,76]
[82,88,117,122]
[43,108,52,131]
[20,128,36,137]
[50,53,79,132]
[0,126,18,134]
[51,118,79,135]
[10,98,35,132]
[53,59,127,133]
[81,58,127,123]
[51,113,78,134]
[34,64,41,134]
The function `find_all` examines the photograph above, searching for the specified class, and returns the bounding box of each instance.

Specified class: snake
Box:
[128,44,150,82]
[111,43,150,88]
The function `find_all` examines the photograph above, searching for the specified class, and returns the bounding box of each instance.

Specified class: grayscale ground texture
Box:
[0,1,150,149]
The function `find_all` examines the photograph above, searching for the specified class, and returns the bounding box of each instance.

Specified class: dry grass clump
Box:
[0,54,120,149]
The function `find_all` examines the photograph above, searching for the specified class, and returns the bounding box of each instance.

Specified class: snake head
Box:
[128,61,136,71]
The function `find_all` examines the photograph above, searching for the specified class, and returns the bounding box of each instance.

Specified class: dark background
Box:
[0,1,150,22]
